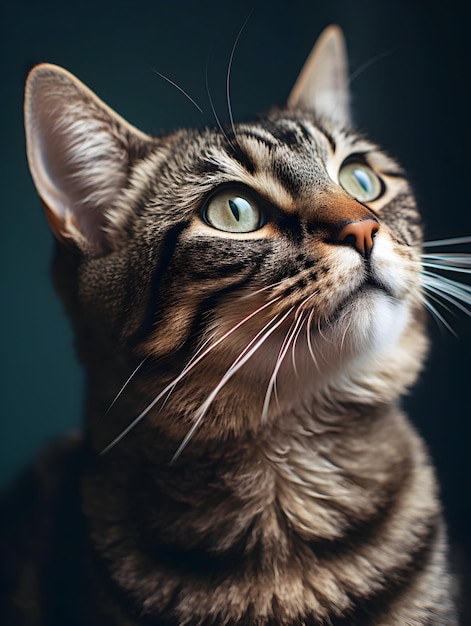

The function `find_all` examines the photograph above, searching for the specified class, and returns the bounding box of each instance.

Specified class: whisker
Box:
[421,253,471,264]
[271,314,299,411]
[159,335,215,410]
[262,308,304,423]
[290,291,318,376]
[422,296,457,337]
[422,282,471,318]
[171,308,294,462]
[422,290,456,318]
[421,276,471,312]
[421,261,471,276]
[162,295,283,404]
[100,295,281,455]
[226,10,253,145]
[150,68,207,118]
[348,46,402,85]
[422,236,471,248]
[103,358,148,417]
[421,271,471,298]
[340,314,353,352]
[205,56,234,148]
[306,309,319,371]
[291,311,307,378]
[241,278,286,299]
[316,315,331,345]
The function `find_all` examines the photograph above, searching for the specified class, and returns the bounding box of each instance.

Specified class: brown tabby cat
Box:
[1,25,463,625]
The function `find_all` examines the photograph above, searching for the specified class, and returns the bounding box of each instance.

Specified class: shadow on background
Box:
[2,0,470,614]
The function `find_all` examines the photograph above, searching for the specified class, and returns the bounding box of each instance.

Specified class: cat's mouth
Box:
[361,271,394,298]
[328,270,397,324]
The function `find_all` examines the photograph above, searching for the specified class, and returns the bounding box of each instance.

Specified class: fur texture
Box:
[1,26,460,625]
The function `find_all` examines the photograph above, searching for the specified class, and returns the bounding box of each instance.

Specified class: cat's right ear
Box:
[287,25,350,125]
[24,64,154,253]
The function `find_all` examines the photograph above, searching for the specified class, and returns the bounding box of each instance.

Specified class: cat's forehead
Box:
[162,112,391,208]
[205,112,381,179]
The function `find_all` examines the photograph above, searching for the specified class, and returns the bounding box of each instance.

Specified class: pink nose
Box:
[335,218,379,259]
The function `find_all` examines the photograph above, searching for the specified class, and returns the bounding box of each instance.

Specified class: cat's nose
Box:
[333,218,379,259]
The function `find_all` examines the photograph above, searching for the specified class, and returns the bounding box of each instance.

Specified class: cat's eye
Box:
[202,190,262,233]
[339,161,383,203]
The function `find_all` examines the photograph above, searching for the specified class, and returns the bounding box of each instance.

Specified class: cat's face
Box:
[24,27,427,450]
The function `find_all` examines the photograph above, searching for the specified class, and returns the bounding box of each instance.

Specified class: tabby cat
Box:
[2,25,465,625]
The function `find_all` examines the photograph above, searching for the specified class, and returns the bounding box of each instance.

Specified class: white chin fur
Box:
[331,289,409,361]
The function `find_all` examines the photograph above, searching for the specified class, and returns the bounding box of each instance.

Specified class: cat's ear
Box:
[24,64,154,253]
[287,25,350,124]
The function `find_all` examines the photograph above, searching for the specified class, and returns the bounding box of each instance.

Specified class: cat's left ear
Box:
[287,25,350,124]
[24,64,155,254]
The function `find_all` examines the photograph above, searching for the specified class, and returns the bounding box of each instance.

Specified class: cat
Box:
[1,24,466,625]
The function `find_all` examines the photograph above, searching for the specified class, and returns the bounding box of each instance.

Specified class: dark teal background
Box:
[2,0,470,596]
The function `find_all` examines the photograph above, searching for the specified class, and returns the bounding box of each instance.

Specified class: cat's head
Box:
[24,26,427,452]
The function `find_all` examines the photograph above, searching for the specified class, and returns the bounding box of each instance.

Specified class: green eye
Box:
[339,161,383,202]
[203,190,262,233]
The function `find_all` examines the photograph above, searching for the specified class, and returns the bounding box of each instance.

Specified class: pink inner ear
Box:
[24,64,147,251]
[287,25,350,125]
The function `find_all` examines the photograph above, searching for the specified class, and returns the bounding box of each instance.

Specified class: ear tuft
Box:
[24,64,152,253]
[287,25,350,125]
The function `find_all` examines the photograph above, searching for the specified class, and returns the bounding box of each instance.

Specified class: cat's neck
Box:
[81,401,436,623]
[86,400,418,567]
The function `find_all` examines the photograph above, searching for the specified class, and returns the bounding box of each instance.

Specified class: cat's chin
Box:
[342,288,409,353]
[312,287,411,368]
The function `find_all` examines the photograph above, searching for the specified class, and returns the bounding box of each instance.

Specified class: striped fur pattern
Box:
[6,25,460,626]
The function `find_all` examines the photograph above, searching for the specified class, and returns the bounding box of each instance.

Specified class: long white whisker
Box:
[421,261,471,276]
[271,313,299,411]
[421,272,471,300]
[348,46,401,86]
[422,297,457,336]
[262,308,304,423]
[290,291,318,376]
[205,57,234,148]
[422,236,471,248]
[422,253,471,263]
[422,279,471,315]
[307,309,319,371]
[291,311,307,378]
[241,278,286,299]
[103,358,148,417]
[422,283,471,317]
[171,308,294,462]
[162,295,283,405]
[226,10,253,144]
[100,296,281,455]
[422,290,456,318]
[316,315,331,345]
[151,68,206,116]
[340,314,353,352]
[159,336,215,410]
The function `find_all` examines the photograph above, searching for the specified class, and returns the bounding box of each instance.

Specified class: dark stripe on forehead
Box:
[225,140,256,174]
[238,128,278,150]
[313,118,336,153]
[268,125,300,147]
[296,120,317,144]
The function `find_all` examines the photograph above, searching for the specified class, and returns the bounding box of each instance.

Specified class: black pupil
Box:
[229,199,240,221]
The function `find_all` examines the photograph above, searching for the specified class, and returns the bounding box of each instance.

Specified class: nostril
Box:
[333,218,379,259]
[341,233,358,249]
